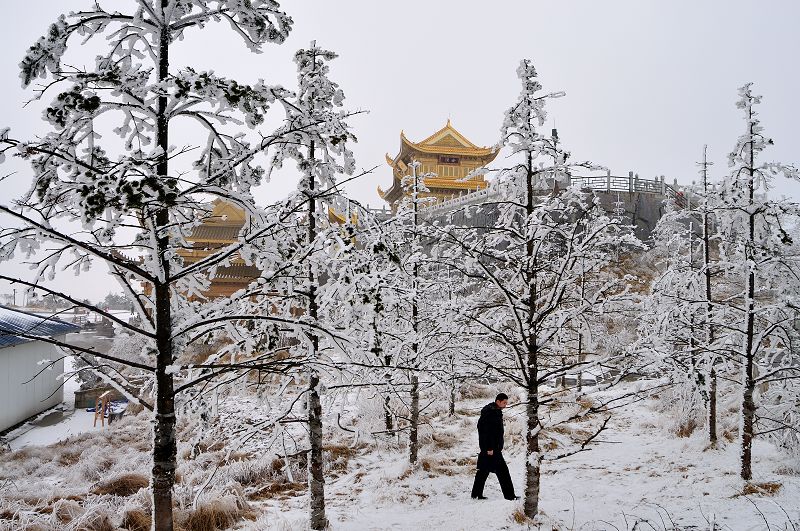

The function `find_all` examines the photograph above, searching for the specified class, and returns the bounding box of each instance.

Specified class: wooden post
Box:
[606,170,611,193]
[660,175,666,195]
[628,171,634,193]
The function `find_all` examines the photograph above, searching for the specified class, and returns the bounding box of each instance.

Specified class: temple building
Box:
[379,120,498,212]
[177,199,260,299]
[175,198,359,300]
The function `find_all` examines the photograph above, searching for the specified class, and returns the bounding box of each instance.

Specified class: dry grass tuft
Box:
[511,508,531,524]
[184,441,226,458]
[542,439,559,451]
[741,482,782,496]
[722,429,737,442]
[325,444,355,459]
[430,432,458,450]
[325,444,354,474]
[675,419,698,438]
[52,499,83,524]
[181,499,250,531]
[121,509,151,531]
[419,457,466,477]
[77,510,116,531]
[57,449,83,466]
[7,448,31,461]
[90,473,149,496]
[550,425,572,435]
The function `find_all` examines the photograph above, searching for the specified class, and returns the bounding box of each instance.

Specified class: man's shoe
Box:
[472,495,487,500]
[505,496,520,500]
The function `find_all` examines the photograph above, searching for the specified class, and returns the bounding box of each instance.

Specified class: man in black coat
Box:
[471,393,518,500]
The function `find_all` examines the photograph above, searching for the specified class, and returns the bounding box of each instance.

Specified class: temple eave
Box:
[399,135,495,159]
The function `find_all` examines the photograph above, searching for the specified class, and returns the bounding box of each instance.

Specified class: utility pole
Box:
[551,128,560,194]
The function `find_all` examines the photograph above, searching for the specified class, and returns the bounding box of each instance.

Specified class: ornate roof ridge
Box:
[398,121,496,157]
[417,119,480,149]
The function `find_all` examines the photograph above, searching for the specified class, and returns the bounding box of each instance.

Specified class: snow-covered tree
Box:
[641,146,731,445]
[0,4,364,530]
[327,207,406,433]
[714,84,800,480]
[389,162,442,465]
[266,40,357,529]
[440,60,640,519]
[642,196,708,429]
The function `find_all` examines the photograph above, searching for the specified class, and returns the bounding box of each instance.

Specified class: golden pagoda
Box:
[177,199,260,299]
[379,120,498,212]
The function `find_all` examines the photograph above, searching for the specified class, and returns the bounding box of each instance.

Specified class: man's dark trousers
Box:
[471,451,515,499]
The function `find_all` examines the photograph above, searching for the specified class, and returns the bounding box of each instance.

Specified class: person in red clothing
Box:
[471,393,518,500]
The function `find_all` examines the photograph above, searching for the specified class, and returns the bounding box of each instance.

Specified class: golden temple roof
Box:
[387,120,497,166]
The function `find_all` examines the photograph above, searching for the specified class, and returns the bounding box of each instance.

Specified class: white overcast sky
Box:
[1,1,799,302]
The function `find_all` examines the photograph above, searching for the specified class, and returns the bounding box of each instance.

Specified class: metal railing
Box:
[419,171,690,217]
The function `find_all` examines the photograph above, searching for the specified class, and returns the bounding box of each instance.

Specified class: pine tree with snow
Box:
[715,84,800,480]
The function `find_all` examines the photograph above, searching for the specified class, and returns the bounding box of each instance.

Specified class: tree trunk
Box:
[384,350,393,432]
[576,332,583,394]
[409,373,419,464]
[152,281,177,531]
[305,138,328,530]
[384,394,393,432]
[524,381,541,519]
[408,164,421,465]
[152,6,176,529]
[372,306,393,432]
[740,267,757,480]
[308,372,327,529]
[449,370,456,417]
[523,153,541,519]
[741,364,755,480]
[701,145,717,446]
[740,121,757,482]
[708,366,717,445]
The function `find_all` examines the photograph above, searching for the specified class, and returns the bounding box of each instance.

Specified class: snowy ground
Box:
[252,388,800,530]
[1,382,798,530]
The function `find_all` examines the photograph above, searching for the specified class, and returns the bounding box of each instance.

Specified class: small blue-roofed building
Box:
[0,305,81,433]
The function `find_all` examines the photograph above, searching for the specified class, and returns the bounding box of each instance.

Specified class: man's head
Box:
[495,393,509,409]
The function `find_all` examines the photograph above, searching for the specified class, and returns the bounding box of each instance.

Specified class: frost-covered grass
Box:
[1,382,799,530]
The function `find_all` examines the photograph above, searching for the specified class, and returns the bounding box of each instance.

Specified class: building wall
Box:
[0,339,65,433]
